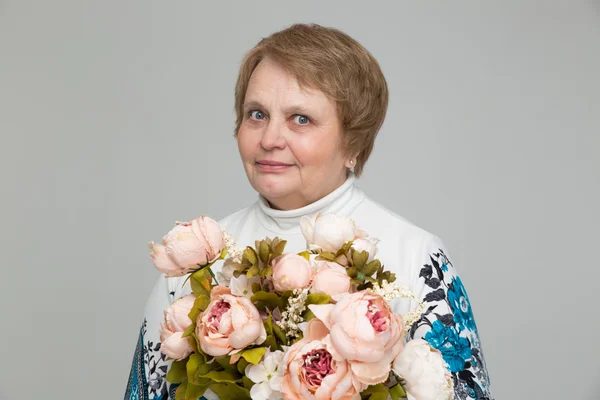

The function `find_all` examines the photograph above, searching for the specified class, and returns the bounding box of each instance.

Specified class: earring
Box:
[350,160,354,165]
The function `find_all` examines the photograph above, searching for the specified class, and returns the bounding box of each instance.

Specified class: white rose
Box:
[217,258,244,286]
[350,237,380,263]
[300,212,366,253]
[392,339,454,400]
[230,274,260,298]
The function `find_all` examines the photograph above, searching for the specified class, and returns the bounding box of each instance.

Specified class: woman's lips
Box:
[256,161,293,172]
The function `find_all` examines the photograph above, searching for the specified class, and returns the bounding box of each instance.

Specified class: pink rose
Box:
[196,286,266,356]
[159,294,195,360]
[149,216,225,277]
[272,254,313,292]
[309,292,405,385]
[281,333,366,400]
[310,261,351,296]
[300,212,367,253]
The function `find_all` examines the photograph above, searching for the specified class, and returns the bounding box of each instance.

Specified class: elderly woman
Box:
[125,24,492,399]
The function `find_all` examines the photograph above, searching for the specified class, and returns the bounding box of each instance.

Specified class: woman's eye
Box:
[249,110,265,120]
[293,115,310,125]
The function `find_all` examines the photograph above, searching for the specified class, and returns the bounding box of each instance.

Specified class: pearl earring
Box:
[350,160,354,165]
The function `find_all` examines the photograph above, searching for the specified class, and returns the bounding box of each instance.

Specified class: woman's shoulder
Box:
[353,195,441,246]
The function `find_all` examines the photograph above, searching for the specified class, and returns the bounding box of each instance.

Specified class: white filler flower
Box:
[245,349,285,400]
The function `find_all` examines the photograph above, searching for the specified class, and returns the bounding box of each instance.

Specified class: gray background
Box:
[1,1,599,399]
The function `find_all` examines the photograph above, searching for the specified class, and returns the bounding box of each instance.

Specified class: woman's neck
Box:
[264,171,350,211]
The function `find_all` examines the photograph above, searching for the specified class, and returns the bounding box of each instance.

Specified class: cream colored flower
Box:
[392,339,453,400]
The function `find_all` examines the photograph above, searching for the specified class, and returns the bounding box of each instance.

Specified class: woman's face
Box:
[237,58,352,210]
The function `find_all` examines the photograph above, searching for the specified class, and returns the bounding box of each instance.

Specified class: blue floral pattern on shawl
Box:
[409,243,493,399]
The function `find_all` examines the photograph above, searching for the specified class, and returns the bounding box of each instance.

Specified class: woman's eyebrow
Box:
[243,100,315,116]
[284,105,313,115]
[242,100,264,110]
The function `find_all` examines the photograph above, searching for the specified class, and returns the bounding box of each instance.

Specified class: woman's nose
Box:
[260,119,286,150]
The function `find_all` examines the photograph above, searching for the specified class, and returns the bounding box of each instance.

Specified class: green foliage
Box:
[175,381,187,400]
[389,383,407,400]
[272,322,288,345]
[259,241,269,264]
[317,251,336,261]
[186,353,212,386]
[243,247,258,267]
[273,240,287,257]
[237,358,250,375]
[209,382,251,400]
[184,382,208,400]
[302,308,316,321]
[203,369,241,383]
[246,265,259,279]
[240,347,266,365]
[166,359,188,383]
[251,291,279,311]
[360,384,389,400]
[305,293,331,306]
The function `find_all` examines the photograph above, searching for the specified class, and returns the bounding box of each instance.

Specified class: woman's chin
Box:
[252,178,294,200]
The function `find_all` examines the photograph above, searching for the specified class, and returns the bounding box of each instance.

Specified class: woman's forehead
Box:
[245,62,332,112]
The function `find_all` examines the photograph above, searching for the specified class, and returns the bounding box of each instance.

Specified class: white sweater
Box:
[125,172,493,400]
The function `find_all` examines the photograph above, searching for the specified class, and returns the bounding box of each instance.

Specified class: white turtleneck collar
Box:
[255,171,366,233]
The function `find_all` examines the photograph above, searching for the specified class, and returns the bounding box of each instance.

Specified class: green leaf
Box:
[187,353,214,385]
[262,334,277,350]
[306,293,331,305]
[237,358,250,374]
[209,382,251,400]
[185,381,208,400]
[182,317,194,336]
[175,380,187,400]
[241,347,266,365]
[346,266,358,278]
[389,383,407,400]
[243,247,258,266]
[272,322,288,345]
[368,394,389,400]
[201,369,241,383]
[246,265,259,279]
[280,290,293,309]
[242,376,254,390]
[262,265,273,277]
[361,384,390,400]
[264,314,274,336]
[214,356,238,372]
[362,259,381,276]
[188,332,199,353]
[259,241,269,264]
[318,251,336,261]
[339,240,354,256]
[352,249,369,268]
[251,291,280,309]
[302,309,316,321]
[191,292,210,316]
[274,240,287,257]
[166,359,188,383]
[362,384,387,394]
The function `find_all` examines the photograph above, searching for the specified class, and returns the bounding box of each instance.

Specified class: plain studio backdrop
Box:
[1,1,599,399]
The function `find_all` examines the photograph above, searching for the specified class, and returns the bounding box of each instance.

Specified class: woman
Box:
[125,23,493,400]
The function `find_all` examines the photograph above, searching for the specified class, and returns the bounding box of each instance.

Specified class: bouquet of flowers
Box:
[148,213,454,400]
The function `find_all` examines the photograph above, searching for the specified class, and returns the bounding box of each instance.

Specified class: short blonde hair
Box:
[234,23,388,177]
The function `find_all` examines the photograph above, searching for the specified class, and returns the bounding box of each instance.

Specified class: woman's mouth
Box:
[256,160,293,172]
